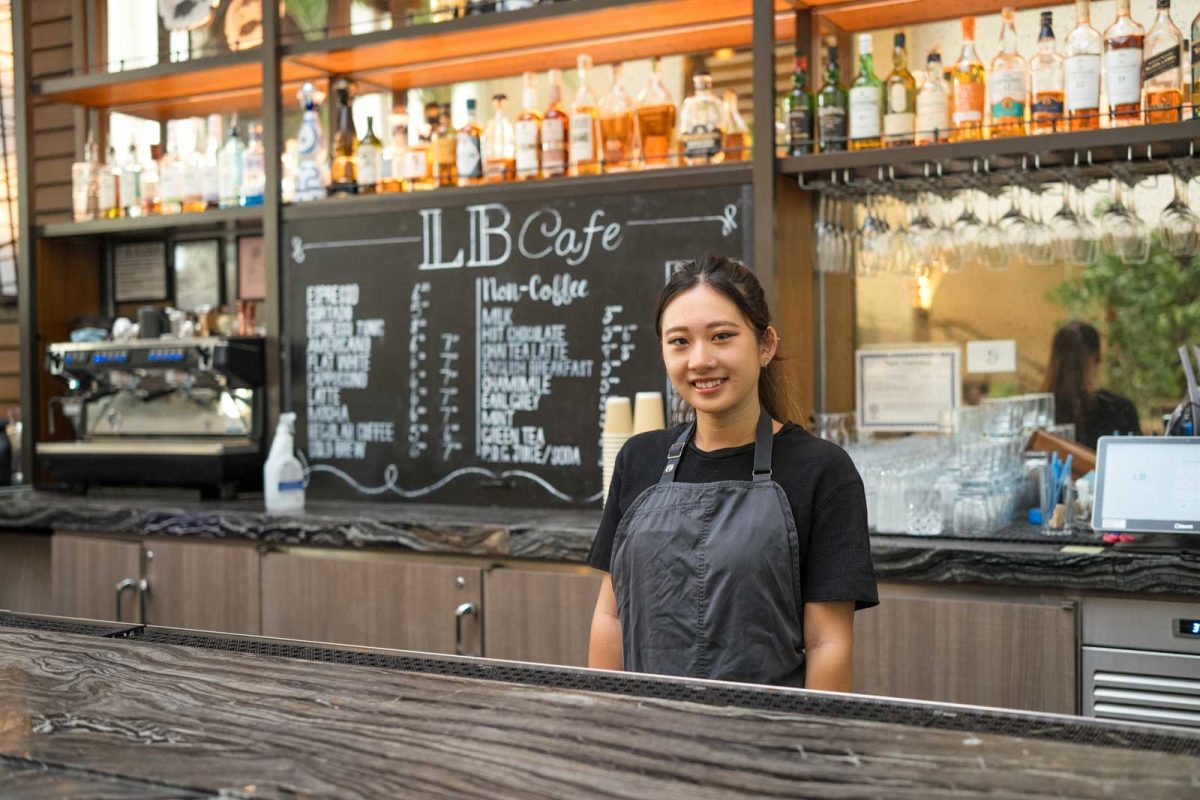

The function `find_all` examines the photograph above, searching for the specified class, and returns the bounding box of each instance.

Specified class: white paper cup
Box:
[633,391,666,434]
[604,397,633,435]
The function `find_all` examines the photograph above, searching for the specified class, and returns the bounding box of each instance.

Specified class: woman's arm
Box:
[588,575,623,670]
[803,600,856,692]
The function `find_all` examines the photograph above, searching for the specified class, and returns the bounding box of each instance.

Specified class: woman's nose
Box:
[688,343,716,371]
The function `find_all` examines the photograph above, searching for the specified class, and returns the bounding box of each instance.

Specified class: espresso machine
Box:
[39,337,266,497]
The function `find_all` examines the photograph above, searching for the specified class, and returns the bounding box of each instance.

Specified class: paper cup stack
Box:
[602,392,667,501]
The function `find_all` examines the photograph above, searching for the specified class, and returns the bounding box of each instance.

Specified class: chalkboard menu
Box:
[285,182,751,507]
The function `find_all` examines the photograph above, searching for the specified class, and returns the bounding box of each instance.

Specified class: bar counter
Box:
[0,611,1198,799]
[1,488,1198,596]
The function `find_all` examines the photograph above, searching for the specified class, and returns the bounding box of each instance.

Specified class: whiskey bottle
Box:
[483,94,516,182]
[679,70,724,165]
[142,144,161,216]
[200,114,221,209]
[849,33,883,150]
[434,103,457,188]
[515,72,542,180]
[383,112,409,193]
[119,143,143,218]
[159,121,184,214]
[636,57,676,167]
[242,124,266,206]
[542,68,569,177]
[952,16,987,141]
[330,80,359,195]
[98,145,121,219]
[1065,0,1103,130]
[358,116,384,193]
[1104,0,1145,126]
[783,55,815,155]
[722,89,751,161]
[884,33,917,147]
[817,38,849,152]
[71,129,99,221]
[1144,0,1183,123]
[599,62,636,172]
[915,50,951,144]
[989,6,1029,138]
[182,118,207,213]
[1030,12,1065,133]
[456,98,484,187]
[569,54,601,176]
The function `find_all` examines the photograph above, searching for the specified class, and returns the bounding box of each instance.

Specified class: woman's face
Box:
[660,283,776,418]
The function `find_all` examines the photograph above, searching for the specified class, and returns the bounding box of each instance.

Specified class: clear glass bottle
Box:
[329,79,359,195]
[357,116,384,193]
[722,89,751,161]
[483,94,516,182]
[294,83,327,202]
[1144,0,1183,123]
[71,130,99,221]
[884,33,917,147]
[989,7,1029,138]
[202,114,222,209]
[141,144,160,216]
[182,118,207,213]
[679,70,724,165]
[1030,11,1066,133]
[915,50,951,144]
[1065,0,1103,130]
[159,121,184,214]
[541,69,569,177]
[599,62,636,171]
[569,54,601,176]
[515,72,542,180]
[434,103,458,188]
[817,38,848,152]
[242,123,266,207]
[784,55,815,155]
[952,16,987,141]
[218,116,245,208]
[636,57,676,167]
[119,143,143,218]
[849,33,883,150]
[98,145,121,219]
[456,98,484,187]
[384,112,409,193]
[1104,0,1145,126]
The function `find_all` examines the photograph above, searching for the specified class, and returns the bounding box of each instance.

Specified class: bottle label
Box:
[1032,93,1065,118]
[1104,48,1143,106]
[888,82,910,114]
[162,164,183,204]
[848,85,881,139]
[515,119,540,175]
[1144,45,1181,81]
[183,167,203,200]
[402,149,428,180]
[119,170,141,208]
[542,118,566,174]
[98,175,117,212]
[682,126,722,159]
[456,134,482,178]
[989,69,1026,119]
[817,105,846,146]
[1065,54,1102,110]
[568,113,594,163]
[787,107,812,145]
[359,144,382,186]
[915,92,950,141]
[201,165,220,202]
[952,82,984,124]
[883,112,915,139]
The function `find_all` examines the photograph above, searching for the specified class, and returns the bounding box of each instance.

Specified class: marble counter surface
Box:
[3,488,1199,596]
[1,616,1198,799]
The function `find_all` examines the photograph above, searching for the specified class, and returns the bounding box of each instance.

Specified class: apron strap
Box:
[752,406,774,482]
[658,421,695,484]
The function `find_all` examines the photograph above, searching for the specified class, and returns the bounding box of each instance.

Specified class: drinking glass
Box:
[1159,166,1200,259]
[904,488,945,536]
[1101,170,1149,264]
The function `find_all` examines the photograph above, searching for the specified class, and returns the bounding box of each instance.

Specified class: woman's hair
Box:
[1043,320,1102,433]
[654,254,793,423]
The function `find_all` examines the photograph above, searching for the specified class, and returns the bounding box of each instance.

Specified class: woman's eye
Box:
[713,331,736,341]
[668,337,688,346]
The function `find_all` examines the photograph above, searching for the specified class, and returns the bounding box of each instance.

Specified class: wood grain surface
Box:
[0,627,1197,799]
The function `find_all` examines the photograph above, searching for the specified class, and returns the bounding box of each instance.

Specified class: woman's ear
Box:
[760,326,780,367]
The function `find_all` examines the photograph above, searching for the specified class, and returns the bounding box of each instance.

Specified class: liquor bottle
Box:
[383,113,409,193]
[141,144,160,216]
[1104,0,1145,126]
[408,102,440,191]
[817,37,849,152]
[201,114,221,209]
[71,129,99,221]
[542,69,569,177]
[159,121,184,214]
[515,72,542,180]
[1144,0,1183,123]
[119,143,143,218]
[182,118,207,213]
[884,33,917,147]
[722,89,751,161]
[456,98,484,187]
[599,62,636,171]
[483,94,516,182]
[784,55,815,156]
[849,33,883,150]
[989,6,1029,138]
[330,79,359,195]
[915,50,951,144]
[358,116,384,193]
[242,124,266,206]
[98,146,121,219]
[679,70,724,165]
[569,54,601,176]
[1065,0,1103,130]
[1030,11,1066,133]
[1193,9,1200,118]
[635,57,676,167]
[218,116,245,208]
[952,17,987,141]
[294,83,327,202]
[433,103,458,188]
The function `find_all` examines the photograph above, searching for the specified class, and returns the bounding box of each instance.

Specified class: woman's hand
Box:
[802,600,856,692]
[588,575,623,671]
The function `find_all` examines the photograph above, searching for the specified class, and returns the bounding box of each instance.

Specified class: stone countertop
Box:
[3,488,1199,597]
[1,615,1198,800]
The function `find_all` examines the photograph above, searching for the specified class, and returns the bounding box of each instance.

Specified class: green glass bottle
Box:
[849,32,883,150]
[817,38,849,152]
[784,54,815,155]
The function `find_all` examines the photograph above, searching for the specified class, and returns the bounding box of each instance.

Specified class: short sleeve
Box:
[586,443,626,572]
[802,479,878,610]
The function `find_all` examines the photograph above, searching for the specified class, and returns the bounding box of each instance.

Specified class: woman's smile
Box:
[691,377,728,394]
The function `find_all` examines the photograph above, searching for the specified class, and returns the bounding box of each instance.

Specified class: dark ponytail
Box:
[654,254,795,424]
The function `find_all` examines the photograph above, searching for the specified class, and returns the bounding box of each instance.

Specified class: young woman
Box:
[1043,321,1140,450]
[587,255,877,690]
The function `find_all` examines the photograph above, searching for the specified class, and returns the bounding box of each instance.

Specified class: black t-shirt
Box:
[587,422,879,611]
[1079,390,1141,450]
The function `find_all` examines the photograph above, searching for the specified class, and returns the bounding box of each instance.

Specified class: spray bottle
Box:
[264,412,305,514]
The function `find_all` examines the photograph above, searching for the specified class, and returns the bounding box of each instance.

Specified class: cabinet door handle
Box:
[454,602,478,656]
[115,578,135,621]
[135,578,149,625]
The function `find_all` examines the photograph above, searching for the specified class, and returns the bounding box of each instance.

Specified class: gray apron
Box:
[611,407,806,686]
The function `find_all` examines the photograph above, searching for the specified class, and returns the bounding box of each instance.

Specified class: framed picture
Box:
[173,239,221,312]
[114,241,168,302]
[237,235,266,301]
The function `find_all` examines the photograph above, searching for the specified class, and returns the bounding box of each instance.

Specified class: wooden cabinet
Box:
[483,567,602,667]
[261,550,483,656]
[0,533,53,614]
[50,533,142,623]
[853,584,1079,715]
[144,539,262,635]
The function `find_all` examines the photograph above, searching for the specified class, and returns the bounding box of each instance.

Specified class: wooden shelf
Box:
[806,0,1064,34]
[285,0,794,92]
[39,206,264,238]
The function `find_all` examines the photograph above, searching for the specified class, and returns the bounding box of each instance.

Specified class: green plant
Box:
[1050,235,1200,420]
[285,0,328,42]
